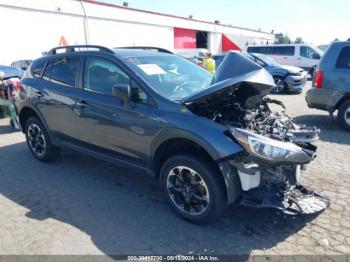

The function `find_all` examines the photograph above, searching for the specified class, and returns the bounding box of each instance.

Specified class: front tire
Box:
[272,76,287,94]
[25,117,60,162]
[337,100,350,132]
[160,154,227,224]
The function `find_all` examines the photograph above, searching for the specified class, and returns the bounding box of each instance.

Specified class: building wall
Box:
[87,19,173,49]
[0,0,274,64]
[0,3,85,64]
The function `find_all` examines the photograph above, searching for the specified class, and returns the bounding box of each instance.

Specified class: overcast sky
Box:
[100,0,349,45]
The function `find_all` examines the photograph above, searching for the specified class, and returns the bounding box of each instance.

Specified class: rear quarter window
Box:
[31,59,46,78]
[335,46,350,69]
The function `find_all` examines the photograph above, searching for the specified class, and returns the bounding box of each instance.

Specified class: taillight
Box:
[13,80,22,91]
[314,70,323,88]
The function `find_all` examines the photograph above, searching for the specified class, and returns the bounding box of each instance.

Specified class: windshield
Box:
[125,54,213,101]
[253,53,280,66]
[313,46,325,56]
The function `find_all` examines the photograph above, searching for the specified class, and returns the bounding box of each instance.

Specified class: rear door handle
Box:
[112,112,120,118]
[34,91,44,98]
[76,100,89,110]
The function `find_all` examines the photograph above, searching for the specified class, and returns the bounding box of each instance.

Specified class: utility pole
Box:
[80,0,90,44]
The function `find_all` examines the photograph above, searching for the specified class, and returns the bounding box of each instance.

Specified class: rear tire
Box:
[25,117,60,162]
[160,154,227,224]
[337,100,350,132]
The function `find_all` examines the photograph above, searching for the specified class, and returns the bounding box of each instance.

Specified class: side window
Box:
[41,57,79,86]
[83,57,148,103]
[50,57,80,86]
[31,59,46,78]
[247,47,259,53]
[286,46,295,56]
[300,46,320,59]
[336,46,350,69]
[272,46,295,56]
[248,47,271,54]
[130,80,148,103]
[262,46,272,55]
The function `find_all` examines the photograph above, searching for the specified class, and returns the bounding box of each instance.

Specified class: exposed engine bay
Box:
[184,51,330,215]
[210,96,320,144]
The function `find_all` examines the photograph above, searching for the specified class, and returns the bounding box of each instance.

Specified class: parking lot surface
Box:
[0,81,349,256]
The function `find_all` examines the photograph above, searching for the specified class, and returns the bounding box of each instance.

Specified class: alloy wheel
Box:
[166,166,210,215]
[344,107,350,127]
[27,123,46,158]
[272,78,285,93]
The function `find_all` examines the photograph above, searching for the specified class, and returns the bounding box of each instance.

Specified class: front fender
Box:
[150,127,244,204]
[150,126,244,164]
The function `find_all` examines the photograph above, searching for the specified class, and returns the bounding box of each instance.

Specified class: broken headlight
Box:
[232,128,311,163]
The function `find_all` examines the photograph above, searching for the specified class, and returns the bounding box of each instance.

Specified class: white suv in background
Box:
[246,44,324,76]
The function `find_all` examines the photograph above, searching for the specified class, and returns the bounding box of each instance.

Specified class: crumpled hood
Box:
[270,65,304,74]
[184,52,276,109]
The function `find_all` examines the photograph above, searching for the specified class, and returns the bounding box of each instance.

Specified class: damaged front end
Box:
[184,52,329,215]
[228,128,329,215]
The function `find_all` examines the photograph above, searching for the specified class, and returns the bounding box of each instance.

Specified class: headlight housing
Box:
[232,128,311,163]
[288,71,302,76]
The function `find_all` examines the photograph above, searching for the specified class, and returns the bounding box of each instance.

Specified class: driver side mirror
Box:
[112,84,130,108]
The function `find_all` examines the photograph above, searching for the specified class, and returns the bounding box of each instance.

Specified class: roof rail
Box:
[47,45,114,55]
[114,46,173,54]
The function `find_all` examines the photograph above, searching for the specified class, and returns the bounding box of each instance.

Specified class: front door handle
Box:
[34,91,44,98]
[76,100,89,110]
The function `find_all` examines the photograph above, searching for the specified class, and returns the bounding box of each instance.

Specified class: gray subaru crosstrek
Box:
[306,41,350,131]
[15,46,329,224]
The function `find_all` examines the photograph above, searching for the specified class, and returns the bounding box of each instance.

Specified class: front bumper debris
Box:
[239,183,330,215]
[289,125,320,143]
[229,155,330,215]
[285,74,307,91]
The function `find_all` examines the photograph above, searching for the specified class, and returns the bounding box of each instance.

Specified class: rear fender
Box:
[18,102,49,134]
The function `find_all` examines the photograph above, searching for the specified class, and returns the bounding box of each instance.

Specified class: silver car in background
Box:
[306,41,350,131]
[248,53,307,93]
[214,53,307,93]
